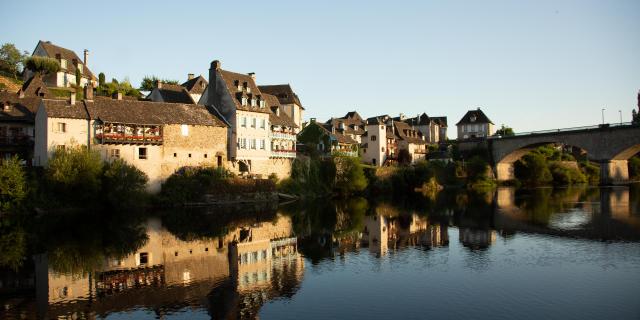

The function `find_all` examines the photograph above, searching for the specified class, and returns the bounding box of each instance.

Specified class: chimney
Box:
[248,72,256,80]
[399,113,405,120]
[84,83,93,101]
[208,60,221,108]
[155,80,162,89]
[83,49,89,67]
[112,92,122,100]
[188,73,194,80]
[69,91,76,105]
[18,89,25,98]
[310,118,316,124]
[211,60,221,71]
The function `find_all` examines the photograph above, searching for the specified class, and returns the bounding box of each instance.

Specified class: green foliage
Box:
[24,56,61,74]
[0,43,28,78]
[465,156,490,182]
[97,77,141,98]
[46,146,104,204]
[102,159,149,208]
[278,157,337,197]
[0,215,26,270]
[629,156,640,180]
[159,166,240,205]
[75,67,81,86]
[495,125,515,136]
[297,122,331,155]
[580,161,601,185]
[549,162,587,185]
[98,72,106,87]
[514,152,553,186]
[139,75,179,91]
[0,157,27,212]
[334,156,368,196]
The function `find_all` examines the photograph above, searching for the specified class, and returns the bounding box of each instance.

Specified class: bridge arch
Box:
[489,124,640,184]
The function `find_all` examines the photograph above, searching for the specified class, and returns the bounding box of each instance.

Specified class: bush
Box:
[102,159,148,208]
[334,156,367,196]
[514,153,553,186]
[580,161,600,185]
[465,156,490,182]
[45,146,104,205]
[549,162,587,185]
[24,56,60,74]
[0,157,27,212]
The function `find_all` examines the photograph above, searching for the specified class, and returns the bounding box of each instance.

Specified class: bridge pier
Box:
[599,160,629,185]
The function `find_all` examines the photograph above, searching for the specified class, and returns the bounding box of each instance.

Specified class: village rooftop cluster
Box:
[1,40,497,191]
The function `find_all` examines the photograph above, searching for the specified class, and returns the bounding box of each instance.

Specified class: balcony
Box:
[331,150,358,157]
[0,135,34,147]
[95,123,163,145]
[270,149,296,158]
[95,133,163,145]
[270,132,297,141]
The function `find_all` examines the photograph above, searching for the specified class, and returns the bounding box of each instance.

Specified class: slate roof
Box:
[181,76,208,94]
[36,41,96,80]
[431,116,448,127]
[263,93,297,128]
[85,99,226,126]
[41,97,227,127]
[155,83,195,104]
[394,121,426,144]
[19,75,49,98]
[0,92,41,122]
[258,84,304,110]
[218,70,271,114]
[320,124,358,144]
[42,99,88,119]
[456,108,494,125]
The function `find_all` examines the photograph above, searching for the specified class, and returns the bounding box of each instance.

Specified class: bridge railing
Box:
[489,122,636,139]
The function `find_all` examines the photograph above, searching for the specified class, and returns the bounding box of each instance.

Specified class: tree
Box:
[514,153,553,186]
[46,146,104,204]
[98,72,105,87]
[495,125,515,136]
[397,149,412,165]
[334,156,367,195]
[0,43,28,78]
[0,156,27,212]
[24,56,60,75]
[139,75,179,91]
[102,159,148,208]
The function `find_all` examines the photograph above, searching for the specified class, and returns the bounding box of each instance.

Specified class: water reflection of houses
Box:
[361,213,449,257]
[33,214,304,319]
[458,228,496,250]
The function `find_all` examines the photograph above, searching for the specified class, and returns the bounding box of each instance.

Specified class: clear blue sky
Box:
[2,0,639,136]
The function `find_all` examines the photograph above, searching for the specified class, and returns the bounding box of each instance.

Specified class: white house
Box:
[25,41,97,88]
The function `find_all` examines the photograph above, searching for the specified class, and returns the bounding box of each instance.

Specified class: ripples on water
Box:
[0,186,639,319]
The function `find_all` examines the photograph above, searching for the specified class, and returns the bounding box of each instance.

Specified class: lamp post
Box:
[619,110,622,124]
[601,108,606,125]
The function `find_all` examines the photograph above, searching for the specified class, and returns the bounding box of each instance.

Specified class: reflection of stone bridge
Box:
[488,124,640,184]
[494,187,640,240]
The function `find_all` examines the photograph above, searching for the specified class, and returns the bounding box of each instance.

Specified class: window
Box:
[57,122,67,133]
[77,64,83,73]
[181,124,189,136]
[259,100,265,108]
[174,153,177,157]
[246,86,251,93]
[371,135,377,141]
[56,145,66,151]
[217,156,223,167]
[241,97,248,106]
[381,147,385,152]
[259,139,265,150]
[139,252,149,265]
[175,251,179,256]
[251,118,256,128]
[3,103,11,112]
[241,117,247,127]
[251,139,257,149]
[251,98,256,107]
[110,149,120,158]
[60,59,67,69]
[188,153,192,158]
[204,153,208,158]
[260,119,266,129]
[138,147,147,160]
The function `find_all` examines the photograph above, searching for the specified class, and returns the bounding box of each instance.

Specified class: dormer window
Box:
[77,64,83,73]
[259,100,265,108]
[3,102,11,112]
[201,81,205,89]
[251,98,256,107]
[60,59,67,69]
[241,97,248,106]
[246,86,251,93]
[470,115,477,122]
[235,80,241,91]
[243,82,248,91]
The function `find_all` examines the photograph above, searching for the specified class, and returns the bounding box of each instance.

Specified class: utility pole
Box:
[619,110,622,124]
[601,108,606,125]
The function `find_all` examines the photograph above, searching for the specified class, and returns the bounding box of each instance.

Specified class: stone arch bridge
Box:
[488,123,640,184]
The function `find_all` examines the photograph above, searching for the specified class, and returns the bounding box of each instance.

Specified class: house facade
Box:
[201,60,293,178]
[25,41,97,88]
[324,111,366,143]
[456,108,494,140]
[297,119,358,157]
[361,115,427,166]
[33,88,228,192]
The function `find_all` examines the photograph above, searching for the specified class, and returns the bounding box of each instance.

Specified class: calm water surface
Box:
[1,186,639,319]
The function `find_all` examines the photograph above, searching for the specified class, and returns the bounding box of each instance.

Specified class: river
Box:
[1,185,639,319]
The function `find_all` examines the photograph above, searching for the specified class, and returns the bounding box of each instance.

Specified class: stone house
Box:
[361,115,427,166]
[456,108,494,140]
[264,93,297,160]
[324,111,366,143]
[147,74,208,105]
[401,113,448,144]
[33,87,228,192]
[297,119,358,157]
[25,41,97,88]
[200,60,295,178]
[258,84,304,132]
[393,121,428,162]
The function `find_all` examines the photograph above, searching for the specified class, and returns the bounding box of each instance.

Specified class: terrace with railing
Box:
[270,149,297,158]
[95,122,163,145]
[0,134,34,147]
[270,132,297,141]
